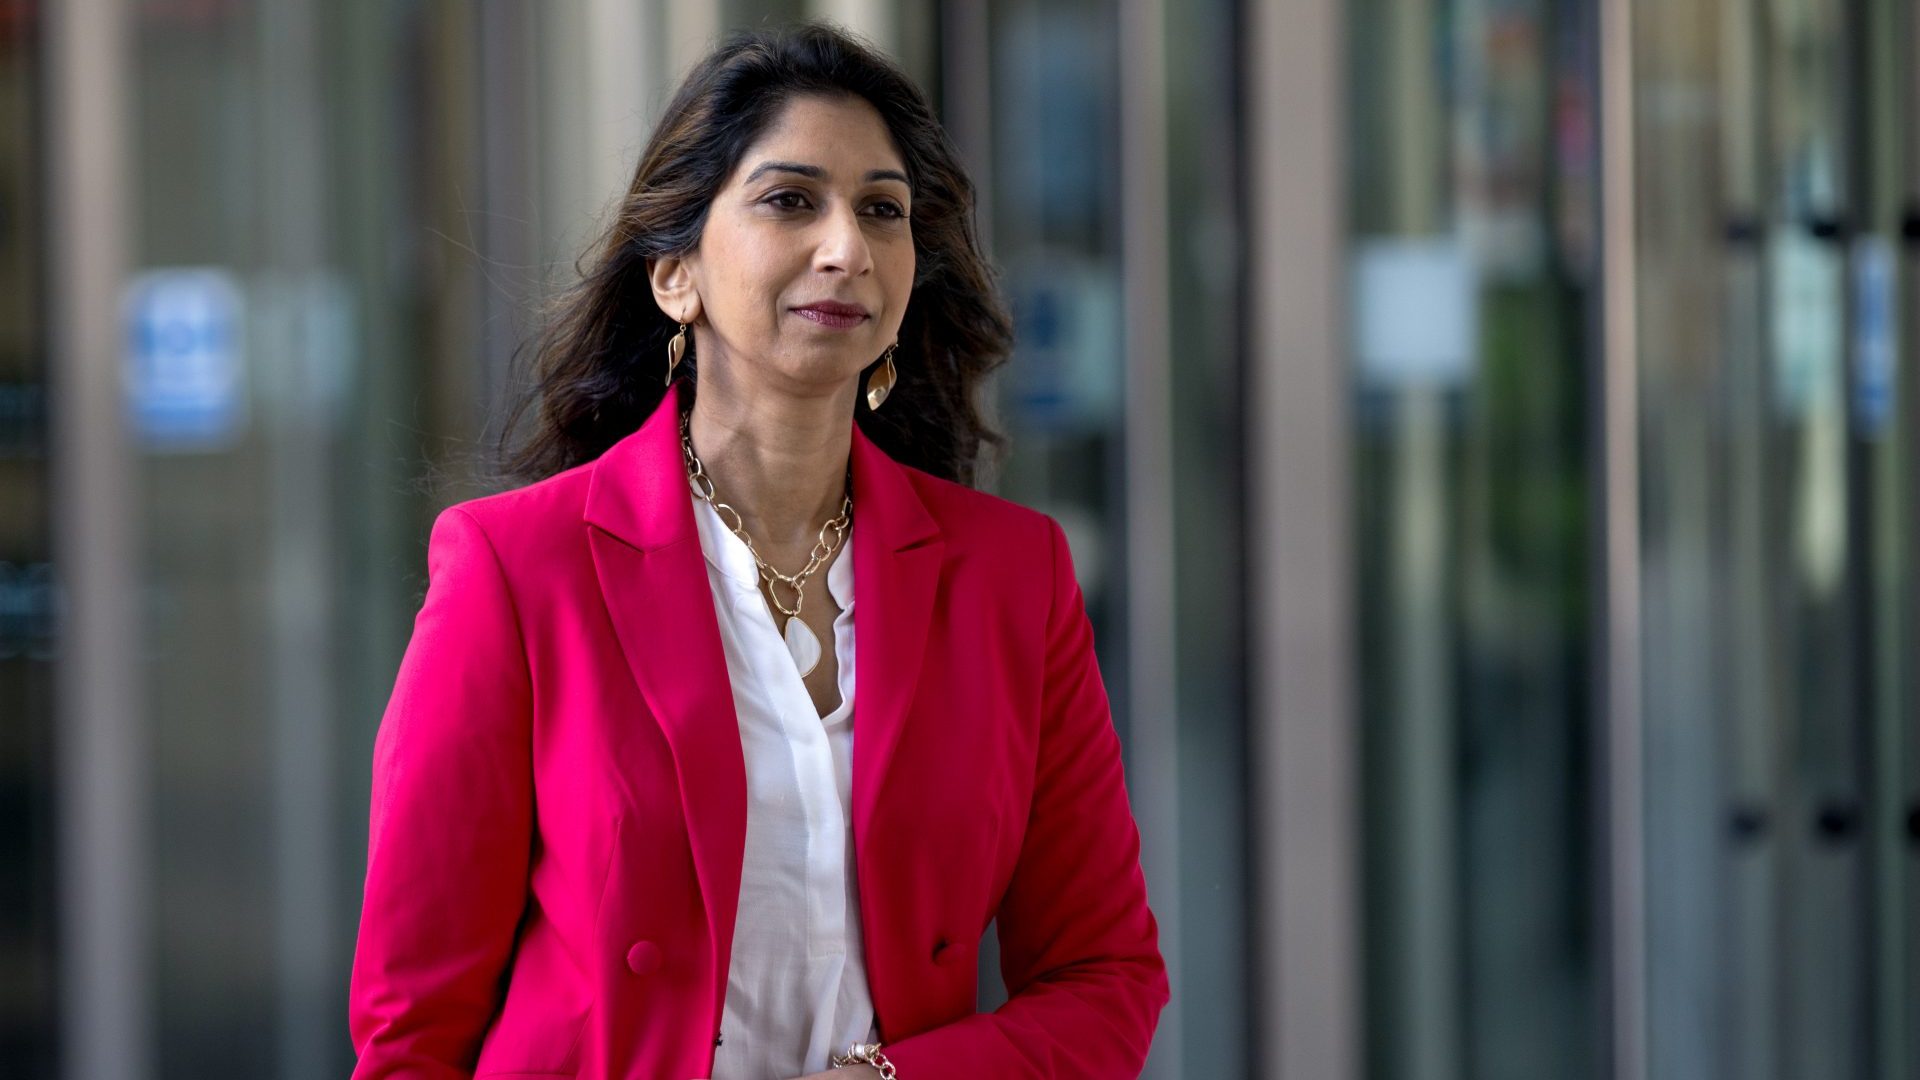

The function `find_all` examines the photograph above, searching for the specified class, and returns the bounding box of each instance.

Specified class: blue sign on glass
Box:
[123,267,248,451]
[1004,257,1122,436]
[1851,237,1895,439]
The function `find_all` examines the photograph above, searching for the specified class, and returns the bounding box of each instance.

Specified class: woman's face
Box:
[651,93,915,396]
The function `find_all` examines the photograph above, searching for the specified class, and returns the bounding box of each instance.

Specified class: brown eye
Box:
[866,200,907,219]
[765,191,811,210]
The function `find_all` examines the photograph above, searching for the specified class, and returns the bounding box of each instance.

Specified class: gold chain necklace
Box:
[680,407,851,678]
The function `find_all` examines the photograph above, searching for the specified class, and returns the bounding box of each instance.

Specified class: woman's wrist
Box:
[829,1041,897,1078]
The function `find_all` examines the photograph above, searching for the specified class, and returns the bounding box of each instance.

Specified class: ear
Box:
[646,254,704,325]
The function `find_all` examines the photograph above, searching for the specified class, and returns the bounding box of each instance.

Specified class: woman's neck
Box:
[683,380,855,555]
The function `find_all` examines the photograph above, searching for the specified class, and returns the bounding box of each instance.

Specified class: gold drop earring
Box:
[664,321,689,385]
[866,343,898,410]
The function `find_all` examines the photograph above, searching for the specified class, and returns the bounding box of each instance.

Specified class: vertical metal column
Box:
[1857,5,1913,1077]
[1246,0,1359,1076]
[1378,2,1458,1075]
[477,1,541,427]
[47,2,153,1079]
[579,0,657,201]
[254,0,343,1075]
[810,0,899,52]
[938,0,994,258]
[536,1,659,294]
[1599,1,1647,1077]
[1906,14,1920,1080]
[665,0,721,85]
[1116,0,1183,1075]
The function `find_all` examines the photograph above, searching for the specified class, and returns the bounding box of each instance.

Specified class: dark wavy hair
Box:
[495,21,1013,488]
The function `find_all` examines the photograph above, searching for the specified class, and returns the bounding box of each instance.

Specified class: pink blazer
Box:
[348,380,1168,1079]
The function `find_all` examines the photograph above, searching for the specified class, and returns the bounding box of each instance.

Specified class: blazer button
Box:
[625,939,662,976]
[931,937,958,966]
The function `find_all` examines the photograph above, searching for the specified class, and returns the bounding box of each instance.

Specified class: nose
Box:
[812,203,874,277]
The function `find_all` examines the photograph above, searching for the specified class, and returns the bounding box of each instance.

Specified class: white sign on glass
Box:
[1351,237,1478,389]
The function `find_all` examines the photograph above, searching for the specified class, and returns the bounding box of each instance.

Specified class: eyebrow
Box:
[743,160,912,189]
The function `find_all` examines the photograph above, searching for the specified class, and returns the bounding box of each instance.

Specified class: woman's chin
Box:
[770,343,879,378]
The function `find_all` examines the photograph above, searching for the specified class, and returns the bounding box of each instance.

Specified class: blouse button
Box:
[625,939,662,976]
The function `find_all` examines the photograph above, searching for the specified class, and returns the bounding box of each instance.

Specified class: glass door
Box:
[1632,0,1914,1075]
[1348,1,1604,1077]
[1,6,53,1072]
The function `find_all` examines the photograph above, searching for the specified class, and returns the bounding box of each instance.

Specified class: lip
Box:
[792,301,871,329]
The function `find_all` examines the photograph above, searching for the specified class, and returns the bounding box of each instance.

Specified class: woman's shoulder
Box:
[898,463,1060,555]
[426,458,599,565]
[901,467,1085,626]
[429,453,1065,576]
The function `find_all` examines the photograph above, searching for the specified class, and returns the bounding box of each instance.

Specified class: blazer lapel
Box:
[846,417,944,1043]
[584,380,745,1033]
[846,420,943,850]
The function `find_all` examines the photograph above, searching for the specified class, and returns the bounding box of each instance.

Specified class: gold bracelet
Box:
[830,1041,897,1079]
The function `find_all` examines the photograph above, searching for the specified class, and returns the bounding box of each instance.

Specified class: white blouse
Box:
[690,490,879,1080]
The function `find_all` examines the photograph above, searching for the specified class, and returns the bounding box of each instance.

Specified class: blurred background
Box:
[6,0,1918,1077]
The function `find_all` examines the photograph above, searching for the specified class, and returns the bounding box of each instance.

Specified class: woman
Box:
[348,22,1167,1080]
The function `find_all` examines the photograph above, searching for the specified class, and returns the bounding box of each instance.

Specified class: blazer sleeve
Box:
[348,506,534,1079]
[883,514,1171,1079]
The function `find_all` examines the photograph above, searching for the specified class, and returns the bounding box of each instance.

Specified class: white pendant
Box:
[783,615,822,677]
